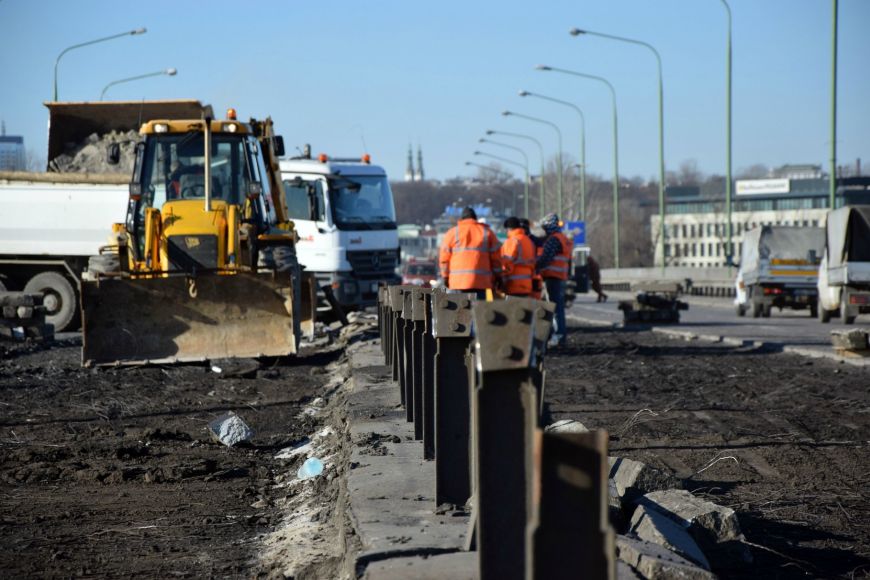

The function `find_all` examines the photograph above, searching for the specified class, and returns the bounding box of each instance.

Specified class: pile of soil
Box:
[545,327,870,579]
[49,130,139,174]
[0,338,340,577]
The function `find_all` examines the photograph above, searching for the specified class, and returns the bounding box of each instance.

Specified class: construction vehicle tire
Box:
[840,293,856,325]
[751,301,762,318]
[762,304,772,318]
[809,303,818,318]
[819,306,831,323]
[736,304,746,317]
[24,271,76,332]
[87,254,121,275]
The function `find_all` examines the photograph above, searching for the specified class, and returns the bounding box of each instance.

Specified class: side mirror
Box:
[273,136,285,157]
[107,143,121,165]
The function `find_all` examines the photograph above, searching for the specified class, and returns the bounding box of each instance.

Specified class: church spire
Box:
[404,144,415,182]
[416,145,425,182]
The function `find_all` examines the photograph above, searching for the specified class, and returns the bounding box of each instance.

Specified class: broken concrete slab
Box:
[207,412,255,447]
[617,535,715,580]
[544,418,589,433]
[609,456,681,503]
[831,329,869,351]
[629,505,710,571]
[637,489,752,565]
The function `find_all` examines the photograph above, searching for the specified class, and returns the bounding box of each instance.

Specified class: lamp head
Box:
[131,28,147,35]
[501,111,511,117]
[518,90,530,97]
[165,68,177,76]
[569,28,585,36]
[535,64,551,71]
[465,161,473,166]
[473,151,482,155]
[478,138,485,143]
[485,130,495,135]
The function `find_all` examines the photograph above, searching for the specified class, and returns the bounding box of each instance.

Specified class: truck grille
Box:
[167,235,218,272]
[347,249,398,279]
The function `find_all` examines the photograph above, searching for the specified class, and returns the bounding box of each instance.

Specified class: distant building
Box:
[651,176,870,268]
[404,143,426,182]
[0,121,25,171]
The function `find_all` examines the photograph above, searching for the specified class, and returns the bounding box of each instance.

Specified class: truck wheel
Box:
[819,306,831,323]
[810,303,818,318]
[841,293,856,325]
[736,304,746,317]
[762,304,772,318]
[752,301,762,318]
[24,271,76,332]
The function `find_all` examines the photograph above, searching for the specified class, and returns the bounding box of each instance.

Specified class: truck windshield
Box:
[328,175,397,230]
[140,133,256,208]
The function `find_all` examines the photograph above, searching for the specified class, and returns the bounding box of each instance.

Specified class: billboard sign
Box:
[735,178,790,196]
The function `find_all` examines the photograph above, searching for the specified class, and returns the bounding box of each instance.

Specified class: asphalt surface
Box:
[569,291,870,357]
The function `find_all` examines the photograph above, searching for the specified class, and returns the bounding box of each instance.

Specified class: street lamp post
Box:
[479,138,531,217]
[537,65,622,268]
[486,130,547,217]
[473,150,527,215]
[519,90,586,221]
[100,68,177,100]
[830,0,838,209]
[53,27,147,101]
[502,110,564,218]
[570,27,665,273]
[718,0,734,268]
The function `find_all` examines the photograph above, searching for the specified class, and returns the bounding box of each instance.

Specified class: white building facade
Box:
[651,176,870,268]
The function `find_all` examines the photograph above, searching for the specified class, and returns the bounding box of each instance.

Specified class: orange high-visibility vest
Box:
[539,231,573,280]
[500,228,536,295]
[439,218,502,290]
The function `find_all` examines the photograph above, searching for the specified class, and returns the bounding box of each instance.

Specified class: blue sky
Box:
[1,0,868,182]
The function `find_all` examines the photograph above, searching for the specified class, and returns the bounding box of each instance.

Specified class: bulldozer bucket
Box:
[81,272,299,366]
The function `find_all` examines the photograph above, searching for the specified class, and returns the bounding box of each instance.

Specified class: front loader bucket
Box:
[81,272,300,366]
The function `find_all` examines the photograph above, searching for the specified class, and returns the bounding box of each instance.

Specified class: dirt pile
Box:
[49,130,139,174]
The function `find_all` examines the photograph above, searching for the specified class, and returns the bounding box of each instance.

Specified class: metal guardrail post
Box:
[401,287,416,423]
[387,286,406,404]
[378,286,387,358]
[432,291,475,505]
[420,288,437,460]
[408,287,429,440]
[527,430,614,579]
[471,298,544,580]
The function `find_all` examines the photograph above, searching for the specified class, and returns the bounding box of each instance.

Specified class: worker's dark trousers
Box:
[544,278,566,344]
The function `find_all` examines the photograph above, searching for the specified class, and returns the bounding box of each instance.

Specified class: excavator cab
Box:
[81,114,311,366]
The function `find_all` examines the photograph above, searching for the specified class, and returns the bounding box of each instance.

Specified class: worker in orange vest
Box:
[438,207,502,299]
[536,213,573,347]
[519,218,544,299]
[499,217,536,297]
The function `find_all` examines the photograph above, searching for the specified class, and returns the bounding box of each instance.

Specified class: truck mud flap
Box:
[299,272,317,339]
[81,272,299,366]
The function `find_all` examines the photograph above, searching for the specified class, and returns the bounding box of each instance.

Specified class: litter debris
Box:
[207,412,255,447]
[210,358,261,378]
[297,457,324,480]
[544,419,589,433]
[211,366,222,374]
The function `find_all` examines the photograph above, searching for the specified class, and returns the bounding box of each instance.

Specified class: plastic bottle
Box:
[297,457,324,480]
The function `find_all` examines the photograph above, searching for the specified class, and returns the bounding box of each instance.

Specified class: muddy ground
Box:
[0,337,345,578]
[545,326,870,579]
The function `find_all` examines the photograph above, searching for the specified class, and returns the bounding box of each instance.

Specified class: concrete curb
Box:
[649,327,870,367]
[343,340,473,579]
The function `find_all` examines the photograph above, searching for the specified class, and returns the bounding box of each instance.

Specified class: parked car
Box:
[401,259,438,287]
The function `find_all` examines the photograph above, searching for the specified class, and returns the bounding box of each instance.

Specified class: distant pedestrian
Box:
[536,213,573,347]
[499,217,536,297]
[587,256,608,302]
[438,207,502,299]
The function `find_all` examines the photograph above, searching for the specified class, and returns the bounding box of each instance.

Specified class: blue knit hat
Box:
[541,213,561,233]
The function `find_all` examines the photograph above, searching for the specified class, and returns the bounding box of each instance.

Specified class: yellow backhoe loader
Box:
[81,108,314,366]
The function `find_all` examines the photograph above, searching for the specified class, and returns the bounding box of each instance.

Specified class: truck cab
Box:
[279,154,400,310]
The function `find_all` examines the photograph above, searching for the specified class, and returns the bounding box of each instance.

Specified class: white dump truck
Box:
[817,205,870,324]
[734,225,825,318]
[0,100,209,331]
[279,152,400,311]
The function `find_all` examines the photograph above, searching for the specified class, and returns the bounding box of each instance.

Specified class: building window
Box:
[682,224,687,238]
[692,243,697,257]
[675,245,681,257]
[700,244,705,257]
[690,225,696,238]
